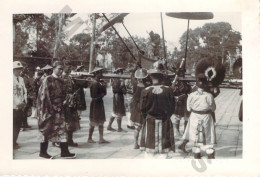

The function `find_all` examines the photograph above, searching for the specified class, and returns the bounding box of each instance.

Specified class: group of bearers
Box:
[13,57,223,159]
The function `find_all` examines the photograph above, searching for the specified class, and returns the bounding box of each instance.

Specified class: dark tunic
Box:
[173,81,191,117]
[140,84,175,153]
[23,75,34,117]
[112,78,127,117]
[130,84,145,125]
[63,75,80,132]
[77,87,87,111]
[89,79,107,125]
[37,75,66,142]
[33,76,42,106]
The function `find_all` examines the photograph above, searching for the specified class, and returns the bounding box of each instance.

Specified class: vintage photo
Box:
[13,12,242,160]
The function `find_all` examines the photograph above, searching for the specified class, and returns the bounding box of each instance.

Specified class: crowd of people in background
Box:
[13,58,235,159]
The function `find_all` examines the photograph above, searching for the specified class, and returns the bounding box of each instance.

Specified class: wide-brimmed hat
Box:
[76,65,84,72]
[13,61,23,69]
[113,68,124,74]
[41,64,53,70]
[135,68,148,79]
[90,67,104,74]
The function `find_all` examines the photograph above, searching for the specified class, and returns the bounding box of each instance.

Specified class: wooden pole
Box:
[160,13,167,59]
[183,19,190,77]
[89,13,97,72]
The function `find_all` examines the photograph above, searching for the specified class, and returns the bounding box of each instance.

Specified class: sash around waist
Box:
[191,109,212,115]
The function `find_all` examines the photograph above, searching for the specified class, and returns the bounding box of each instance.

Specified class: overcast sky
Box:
[61,12,241,51]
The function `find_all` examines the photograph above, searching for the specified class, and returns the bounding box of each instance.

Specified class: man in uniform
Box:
[88,67,109,143]
[107,68,128,132]
[140,64,175,158]
[13,61,27,149]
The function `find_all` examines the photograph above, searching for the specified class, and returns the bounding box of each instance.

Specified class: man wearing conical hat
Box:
[139,64,176,158]
[107,68,128,132]
[88,67,109,143]
[39,64,53,86]
[130,68,149,149]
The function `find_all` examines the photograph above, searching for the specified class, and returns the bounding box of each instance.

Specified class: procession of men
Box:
[12,55,239,160]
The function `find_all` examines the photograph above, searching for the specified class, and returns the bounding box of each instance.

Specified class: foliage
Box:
[178,22,241,73]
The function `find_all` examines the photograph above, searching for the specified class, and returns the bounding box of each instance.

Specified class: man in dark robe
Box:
[88,67,109,144]
[140,66,175,158]
[107,68,127,132]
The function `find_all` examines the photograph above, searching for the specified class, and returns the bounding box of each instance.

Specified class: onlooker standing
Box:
[13,61,27,149]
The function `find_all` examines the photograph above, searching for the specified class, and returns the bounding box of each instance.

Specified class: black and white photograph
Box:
[1,0,260,176]
[12,12,242,159]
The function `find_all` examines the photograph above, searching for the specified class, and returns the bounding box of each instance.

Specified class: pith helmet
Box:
[13,61,23,69]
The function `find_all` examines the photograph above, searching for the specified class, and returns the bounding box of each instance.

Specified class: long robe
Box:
[63,75,80,132]
[89,79,107,126]
[182,90,216,145]
[112,78,127,117]
[140,84,175,153]
[130,84,145,126]
[37,75,66,142]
